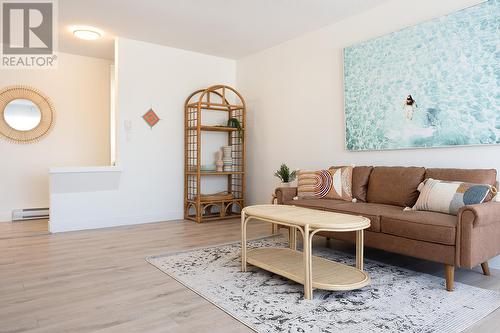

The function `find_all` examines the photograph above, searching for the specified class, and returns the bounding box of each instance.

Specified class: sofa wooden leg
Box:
[445,264,454,291]
[481,262,491,276]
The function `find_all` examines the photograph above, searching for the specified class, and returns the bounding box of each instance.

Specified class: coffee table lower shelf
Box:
[246,248,370,291]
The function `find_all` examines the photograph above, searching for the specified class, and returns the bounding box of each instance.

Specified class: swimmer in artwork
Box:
[403,95,418,121]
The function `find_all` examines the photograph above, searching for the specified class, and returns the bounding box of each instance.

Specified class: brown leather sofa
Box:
[274,166,500,291]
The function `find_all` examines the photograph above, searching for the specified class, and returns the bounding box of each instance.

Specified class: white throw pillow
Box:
[411,178,496,215]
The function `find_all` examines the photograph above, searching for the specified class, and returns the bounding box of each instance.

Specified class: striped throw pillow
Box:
[297,167,353,201]
[412,178,496,215]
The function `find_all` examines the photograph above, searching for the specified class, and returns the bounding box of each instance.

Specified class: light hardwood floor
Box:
[0,219,49,240]
[1,219,499,333]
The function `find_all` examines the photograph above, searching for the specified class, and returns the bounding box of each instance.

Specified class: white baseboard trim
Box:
[49,211,183,233]
[0,211,11,223]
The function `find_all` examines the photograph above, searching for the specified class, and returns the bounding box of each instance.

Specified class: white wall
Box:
[236,0,499,206]
[50,38,236,232]
[0,53,111,222]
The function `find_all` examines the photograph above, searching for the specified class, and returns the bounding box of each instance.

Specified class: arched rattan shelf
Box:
[184,85,246,223]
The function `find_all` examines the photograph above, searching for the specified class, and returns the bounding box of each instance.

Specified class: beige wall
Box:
[0,52,111,221]
[236,0,499,206]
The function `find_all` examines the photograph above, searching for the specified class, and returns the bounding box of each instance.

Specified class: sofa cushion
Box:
[330,166,373,202]
[425,168,497,187]
[352,166,373,202]
[323,202,405,233]
[283,199,345,210]
[367,166,425,207]
[282,200,390,232]
[381,209,457,245]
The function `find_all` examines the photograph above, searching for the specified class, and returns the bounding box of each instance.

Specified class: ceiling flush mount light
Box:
[70,26,103,40]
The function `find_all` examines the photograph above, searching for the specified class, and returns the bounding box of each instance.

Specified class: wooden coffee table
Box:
[241,204,371,300]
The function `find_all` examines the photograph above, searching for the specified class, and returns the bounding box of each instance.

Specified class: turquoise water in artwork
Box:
[344,0,500,151]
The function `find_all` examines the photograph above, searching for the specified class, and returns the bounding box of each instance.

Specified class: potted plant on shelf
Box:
[274,163,297,187]
[227,118,244,142]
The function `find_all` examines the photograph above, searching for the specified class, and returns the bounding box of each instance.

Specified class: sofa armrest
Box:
[275,187,297,204]
[457,201,500,269]
[459,202,500,228]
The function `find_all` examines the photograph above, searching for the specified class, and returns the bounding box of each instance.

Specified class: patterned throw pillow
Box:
[297,167,353,201]
[412,178,496,215]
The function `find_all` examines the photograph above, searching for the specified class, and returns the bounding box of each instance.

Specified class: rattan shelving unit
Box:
[184,85,246,223]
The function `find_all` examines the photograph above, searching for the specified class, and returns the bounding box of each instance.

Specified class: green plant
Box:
[227,118,244,141]
[274,164,296,183]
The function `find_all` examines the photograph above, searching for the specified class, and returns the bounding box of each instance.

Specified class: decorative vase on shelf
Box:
[222,145,232,172]
[280,182,291,187]
[222,145,232,158]
[215,150,224,172]
[216,161,224,172]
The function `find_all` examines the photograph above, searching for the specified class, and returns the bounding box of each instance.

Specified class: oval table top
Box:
[243,204,370,231]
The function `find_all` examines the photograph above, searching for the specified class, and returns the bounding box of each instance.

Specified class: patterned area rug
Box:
[147,237,500,333]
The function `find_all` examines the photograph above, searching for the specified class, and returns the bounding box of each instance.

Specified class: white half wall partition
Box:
[49,38,236,232]
[49,166,122,232]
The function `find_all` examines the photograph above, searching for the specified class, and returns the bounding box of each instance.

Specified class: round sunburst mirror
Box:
[0,85,55,143]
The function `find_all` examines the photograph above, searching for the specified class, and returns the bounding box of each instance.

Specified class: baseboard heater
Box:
[12,208,49,221]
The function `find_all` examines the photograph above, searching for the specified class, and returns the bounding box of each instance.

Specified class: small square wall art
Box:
[142,108,160,129]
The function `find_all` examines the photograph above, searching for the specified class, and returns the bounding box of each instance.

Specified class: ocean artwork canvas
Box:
[343,0,499,151]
